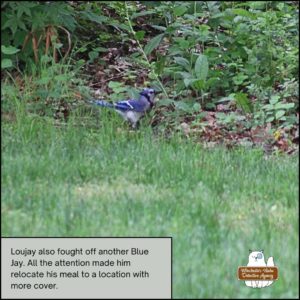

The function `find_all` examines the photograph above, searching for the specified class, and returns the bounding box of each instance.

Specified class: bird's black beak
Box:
[154,90,162,95]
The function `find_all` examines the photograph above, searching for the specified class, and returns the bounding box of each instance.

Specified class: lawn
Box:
[1,111,298,298]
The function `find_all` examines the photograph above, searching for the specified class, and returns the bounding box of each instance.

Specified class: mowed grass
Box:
[2,110,299,298]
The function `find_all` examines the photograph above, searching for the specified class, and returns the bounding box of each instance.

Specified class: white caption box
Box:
[1,237,172,299]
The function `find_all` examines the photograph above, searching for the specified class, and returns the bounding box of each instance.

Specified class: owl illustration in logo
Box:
[245,250,275,288]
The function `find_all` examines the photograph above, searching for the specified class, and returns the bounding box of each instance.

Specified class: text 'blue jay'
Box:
[91,88,156,129]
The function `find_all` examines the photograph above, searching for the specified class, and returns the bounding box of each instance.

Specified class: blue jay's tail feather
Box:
[91,99,114,109]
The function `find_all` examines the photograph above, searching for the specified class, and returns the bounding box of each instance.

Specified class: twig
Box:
[45,27,51,55]
[58,26,71,60]
[124,2,168,97]
[32,34,39,63]
[22,33,31,50]
[89,72,127,86]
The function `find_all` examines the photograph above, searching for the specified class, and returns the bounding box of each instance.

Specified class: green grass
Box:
[2,110,299,298]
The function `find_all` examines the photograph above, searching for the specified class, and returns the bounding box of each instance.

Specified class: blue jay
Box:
[91,88,157,128]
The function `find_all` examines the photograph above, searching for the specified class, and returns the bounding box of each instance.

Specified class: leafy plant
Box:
[262,95,295,123]
[1,45,20,69]
[2,2,77,67]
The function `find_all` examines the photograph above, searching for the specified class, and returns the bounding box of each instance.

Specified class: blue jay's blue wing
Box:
[114,99,146,112]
